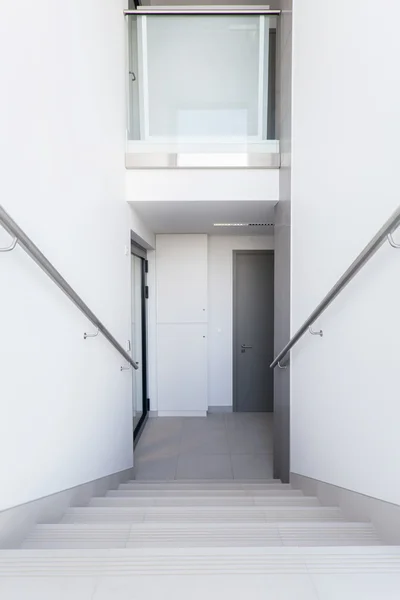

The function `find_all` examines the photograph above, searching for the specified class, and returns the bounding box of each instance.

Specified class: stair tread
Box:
[22,520,381,549]
[60,505,346,524]
[65,505,340,513]
[120,483,291,489]
[110,489,304,497]
[27,521,378,531]
[90,496,321,507]
[2,547,400,576]
[125,480,282,484]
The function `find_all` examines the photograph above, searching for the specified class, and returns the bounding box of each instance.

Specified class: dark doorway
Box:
[131,240,149,442]
[233,251,274,412]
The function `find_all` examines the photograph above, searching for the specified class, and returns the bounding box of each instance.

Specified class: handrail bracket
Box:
[0,236,17,253]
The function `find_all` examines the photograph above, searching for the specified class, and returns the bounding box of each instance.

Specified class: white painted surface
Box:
[130,200,276,235]
[0,0,132,511]
[129,205,155,248]
[156,235,208,323]
[126,169,279,202]
[146,249,158,412]
[157,324,208,415]
[208,236,274,407]
[290,0,400,505]
[155,235,208,414]
[3,571,400,600]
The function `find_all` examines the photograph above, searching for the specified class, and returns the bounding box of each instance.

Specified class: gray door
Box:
[233,251,274,412]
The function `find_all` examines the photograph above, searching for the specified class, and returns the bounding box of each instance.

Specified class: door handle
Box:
[241,344,253,349]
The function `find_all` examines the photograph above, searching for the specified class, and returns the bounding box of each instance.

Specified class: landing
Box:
[134,413,273,480]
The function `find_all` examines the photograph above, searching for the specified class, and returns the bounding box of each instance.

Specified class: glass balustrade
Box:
[126,13,278,165]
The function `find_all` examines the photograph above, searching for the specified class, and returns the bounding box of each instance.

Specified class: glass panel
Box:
[146,16,262,139]
[128,15,275,142]
[131,255,143,432]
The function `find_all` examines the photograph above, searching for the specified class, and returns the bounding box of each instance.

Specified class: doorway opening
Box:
[233,250,274,413]
[131,238,149,443]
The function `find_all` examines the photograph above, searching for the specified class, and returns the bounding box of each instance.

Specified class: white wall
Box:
[208,235,274,408]
[130,205,155,249]
[155,235,208,416]
[291,0,400,505]
[0,0,132,511]
[126,169,280,202]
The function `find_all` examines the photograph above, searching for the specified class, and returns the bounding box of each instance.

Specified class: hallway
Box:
[135,413,274,480]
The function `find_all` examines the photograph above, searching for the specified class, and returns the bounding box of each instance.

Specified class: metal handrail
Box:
[0,205,138,370]
[124,8,281,16]
[270,204,400,369]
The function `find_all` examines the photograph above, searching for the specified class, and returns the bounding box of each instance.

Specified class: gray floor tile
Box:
[176,454,233,479]
[183,415,226,433]
[225,413,272,433]
[135,414,274,481]
[227,426,272,454]
[227,429,258,454]
[147,416,185,428]
[231,454,274,480]
[136,434,181,459]
[252,429,274,453]
[180,427,229,455]
[135,456,178,480]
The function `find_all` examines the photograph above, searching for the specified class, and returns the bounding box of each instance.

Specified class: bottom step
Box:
[1,547,400,576]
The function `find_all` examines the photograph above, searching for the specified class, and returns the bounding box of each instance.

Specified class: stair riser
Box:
[90,498,321,508]
[119,484,292,491]
[110,490,304,498]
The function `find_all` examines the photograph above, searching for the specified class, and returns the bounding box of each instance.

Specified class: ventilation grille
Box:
[213,223,274,228]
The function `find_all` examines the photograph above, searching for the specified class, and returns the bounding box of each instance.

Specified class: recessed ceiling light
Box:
[213,223,249,227]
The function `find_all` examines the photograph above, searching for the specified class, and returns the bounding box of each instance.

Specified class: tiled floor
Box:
[134,413,274,480]
[3,572,400,599]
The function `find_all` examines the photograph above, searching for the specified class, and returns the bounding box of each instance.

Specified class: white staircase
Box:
[1,480,400,599]
[18,480,384,550]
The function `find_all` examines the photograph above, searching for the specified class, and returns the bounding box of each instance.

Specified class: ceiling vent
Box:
[213,223,274,228]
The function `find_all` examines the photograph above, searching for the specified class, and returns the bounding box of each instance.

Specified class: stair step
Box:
[2,547,400,576]
[119,482,292,491]
[61,506,345,523]
[125,480,282,484]
[90,496,321,507]
[110,489,304,498]
[22,522,381,549]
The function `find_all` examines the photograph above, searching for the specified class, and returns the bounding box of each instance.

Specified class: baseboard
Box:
[208,406,233,414]
[0,467,134,549]
[157,411,207,417]
[291,472,400,545]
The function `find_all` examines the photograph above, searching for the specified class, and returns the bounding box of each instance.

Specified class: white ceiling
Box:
[131,200,276,235]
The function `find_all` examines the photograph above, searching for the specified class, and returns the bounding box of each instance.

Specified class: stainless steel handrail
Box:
[0,205,138,370]
[124,8,281,16]
[271,205,400,369]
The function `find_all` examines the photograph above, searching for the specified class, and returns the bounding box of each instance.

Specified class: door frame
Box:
[131,237,149,444]
[232,250,274,412]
